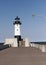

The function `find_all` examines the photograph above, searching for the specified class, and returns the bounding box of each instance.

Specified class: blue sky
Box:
[0,0,46,42]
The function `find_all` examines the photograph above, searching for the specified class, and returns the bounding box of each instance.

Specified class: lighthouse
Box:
[13,16,21,46]
[5,16,29,47]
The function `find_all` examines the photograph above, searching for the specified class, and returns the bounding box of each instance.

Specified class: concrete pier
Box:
[0,47,46,65]
[30,43,46,52]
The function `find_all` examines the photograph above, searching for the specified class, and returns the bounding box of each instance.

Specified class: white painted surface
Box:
[5,38,18,47]
[24,38,29,47]
[14,24,21,36]
[41,45,45,52]
[30,43,46,52]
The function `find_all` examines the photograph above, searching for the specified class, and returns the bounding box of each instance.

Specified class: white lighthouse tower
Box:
[5,16,30,47]
[13,16,21,46]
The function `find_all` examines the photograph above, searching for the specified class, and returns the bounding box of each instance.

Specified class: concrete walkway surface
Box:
[0,47,46,65]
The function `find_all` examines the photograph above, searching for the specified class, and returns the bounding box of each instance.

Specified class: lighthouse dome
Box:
[13,16,21,25]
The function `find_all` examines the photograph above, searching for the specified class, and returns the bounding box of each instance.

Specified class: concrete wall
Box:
[19,41,25,47]
[5,38,30,47]
[5,38,18,47]
[30,43,46,52]
[23,38,29,47]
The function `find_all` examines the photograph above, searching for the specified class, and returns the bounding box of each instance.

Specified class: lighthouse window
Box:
[17,29,18,31]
